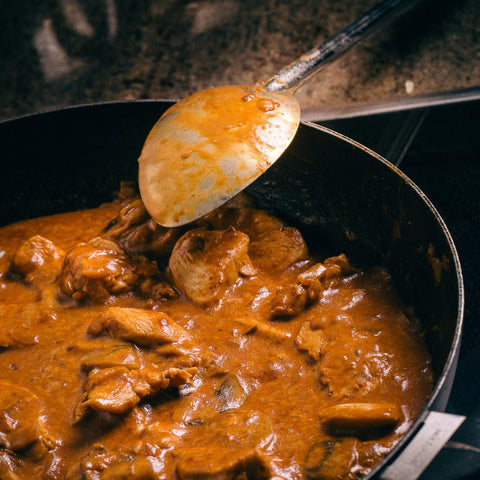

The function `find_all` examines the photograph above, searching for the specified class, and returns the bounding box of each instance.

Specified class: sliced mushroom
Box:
[176,446,271,480]
[318,402,403,437]
[215,374,248,412]
[305,438,358,480]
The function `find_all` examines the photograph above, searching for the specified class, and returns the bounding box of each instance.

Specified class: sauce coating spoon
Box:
[139,0,418,227]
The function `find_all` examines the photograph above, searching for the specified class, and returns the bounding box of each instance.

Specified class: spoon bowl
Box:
[139,85,299,227]
[139,0,419,226]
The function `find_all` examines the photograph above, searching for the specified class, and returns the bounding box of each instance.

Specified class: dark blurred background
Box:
[1,0,479,121]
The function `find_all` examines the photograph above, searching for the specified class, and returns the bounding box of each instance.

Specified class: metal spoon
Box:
[138,0,418,227]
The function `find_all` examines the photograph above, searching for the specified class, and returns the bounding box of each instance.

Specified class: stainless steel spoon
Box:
[138,0,419,227]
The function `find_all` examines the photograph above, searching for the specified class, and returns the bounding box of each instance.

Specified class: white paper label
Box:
[380,411,466,480]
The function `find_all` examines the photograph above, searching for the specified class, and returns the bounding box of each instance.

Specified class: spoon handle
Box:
[263,0,420,93]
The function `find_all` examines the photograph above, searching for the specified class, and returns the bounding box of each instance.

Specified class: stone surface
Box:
[1,0,479,122]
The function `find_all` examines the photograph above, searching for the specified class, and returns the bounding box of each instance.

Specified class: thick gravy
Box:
[0,186,432,479]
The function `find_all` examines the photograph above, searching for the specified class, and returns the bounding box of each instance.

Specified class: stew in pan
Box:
[0,183,432,479]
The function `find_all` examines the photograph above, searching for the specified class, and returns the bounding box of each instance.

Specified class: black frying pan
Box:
[0,100,464,479]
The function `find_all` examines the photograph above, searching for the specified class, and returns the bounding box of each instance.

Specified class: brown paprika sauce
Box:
[0,185,432,479]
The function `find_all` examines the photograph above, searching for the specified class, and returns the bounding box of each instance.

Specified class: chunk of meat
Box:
[169,228,255,304]
[200,207,284,241]
[155,339,214,370]
[65,446,159,480]
[80,343,142,372]
[75,365,196,418]
[88,307,189,346]
[249,227,309,270]
[176,447,271,480]
[96,455,158,480]
[0,450,22,480]
[103,198,182,258]
[60,238,157,303]
[0,304,41,348]
[203,411,275,449]
[12,235,65,288]
[315,329,393,400]
[139,277,178,302]
[297,254,356,286]
[270,278,323,319]
[295,321,328,361]
[269,255,355,320]
[270,283,308,319]
[318,402,403,437]
[233,317,291,342]
[0,381,54,451]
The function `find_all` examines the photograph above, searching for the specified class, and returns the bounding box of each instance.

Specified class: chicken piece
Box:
[0,381,54,452]
[269,255,355,319]
[75,365,196,418]
[249,227,309,270]
[87,307,189,346]
[200,207,284,241]
[270,283,308,319]
[297,253,355,287]
[169,228,255,304]
[103,198,182,258]
[203,410,275,449]
[0,450,22,480]
[295,321,328,361]
[314,329,392,400]
[60,238,157,303]
[318,402,403,437]
[155,339,214,370]
[0,304,39,348]
[270,275,324,320]
[139,277,178,302]
[324,253,356,274]
[176,447,271,480]
[297,254,356,286]
[66,446,159,480]
[233,317,290,342]
[12,235,65,288]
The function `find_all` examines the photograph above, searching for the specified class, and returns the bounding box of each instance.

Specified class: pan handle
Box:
[380,410,466,480]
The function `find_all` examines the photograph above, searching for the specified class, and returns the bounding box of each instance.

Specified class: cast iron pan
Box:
[0,100,465,478]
